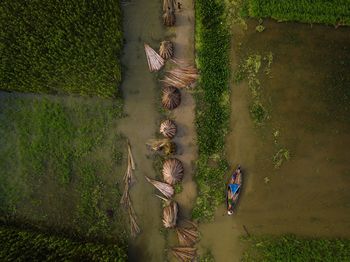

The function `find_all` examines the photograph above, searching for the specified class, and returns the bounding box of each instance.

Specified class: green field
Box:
[0,93,126,241]
[246,0,350,25]
[243,235,350,261]
[0,0,123,97]
[0,224,127,261]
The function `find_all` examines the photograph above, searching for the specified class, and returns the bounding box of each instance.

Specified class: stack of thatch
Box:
[163,201,178,228]
[162,64,198,89]
[163,0,176,26]
[160,119,177,138]
[159,41,174,60]
[163,158,184,185]
[145,176,174,199]
[171,247,197,261]
[146,138,176,155]
[162,86,181,110]
[144,43,165,72]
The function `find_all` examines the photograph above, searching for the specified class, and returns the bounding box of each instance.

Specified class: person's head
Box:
[228,210,233,215]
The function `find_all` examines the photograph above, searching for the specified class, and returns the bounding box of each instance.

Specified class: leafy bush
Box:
[247,0,350,25]
[0,225,127,261]
[0,0,123,97]
[243,235,350,261]
[193,0,231,221]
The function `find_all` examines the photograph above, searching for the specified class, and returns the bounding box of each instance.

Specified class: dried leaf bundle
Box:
[163,201,178,228]
[160,119,177,138]
[171,247,197,262]
[128,207,140,238]
[159,41,174,60]
[163,158,184,185]
[162,65,198,89]
[163,0,175,12]
[176,227,199,246]
[163,10,176,26]
[120,182,130,208]
[162,86,181,110]
[144,43,164,72]
[146,138,176,155]
[145,176,174,199]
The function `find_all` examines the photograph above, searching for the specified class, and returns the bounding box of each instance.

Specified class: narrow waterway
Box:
[119,1,165,261]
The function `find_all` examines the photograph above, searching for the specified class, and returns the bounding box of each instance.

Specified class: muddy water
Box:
[119,1,166,261]
[199,20,350,261]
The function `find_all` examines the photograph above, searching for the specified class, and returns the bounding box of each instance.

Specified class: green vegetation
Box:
[242,235,350,261]
[193,0,231,221]
[246,0,350,25]
[0,224,127,261]
[0,94,126,240]
[0,0,123,97]
[199,250,215,262]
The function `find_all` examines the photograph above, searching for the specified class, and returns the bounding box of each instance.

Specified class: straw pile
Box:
[162,158,184,185]
[171,247,197,262]
[144,43,164,72]
[162,65,198,89]
[159,41,174,59]
[162,86,181,110]
[145,176,174,199]
[163,201,178,228]
[160,119,177,138]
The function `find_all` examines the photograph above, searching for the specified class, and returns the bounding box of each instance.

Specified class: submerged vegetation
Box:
[246,0,350,25]
[0,0,123,97]
[242,235,350,261]
[193,0,231,221]
[0,224,127,261]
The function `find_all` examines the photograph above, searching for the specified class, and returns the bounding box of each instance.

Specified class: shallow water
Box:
[199,20,350,261]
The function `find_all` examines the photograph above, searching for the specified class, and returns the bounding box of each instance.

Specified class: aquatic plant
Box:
[0,0,123,97]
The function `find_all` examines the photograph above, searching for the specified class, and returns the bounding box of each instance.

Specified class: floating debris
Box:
[160,119,177,138]
[163,158,184,185]
[162,86,181,110]
[159,41,174,59]
[144,43,165,72]
[163,201,178,228]
[171,247,197,261]
[145,176,174,199]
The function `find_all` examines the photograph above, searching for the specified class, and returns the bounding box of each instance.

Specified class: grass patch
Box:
[242,235,350,261]
[193,0,231,221]
[0,93,126,241]
[246,0,350,25]
[0,0,123,97]
[0,224,127,261]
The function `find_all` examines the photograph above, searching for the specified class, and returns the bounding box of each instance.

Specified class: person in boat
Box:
[227,177,241,215]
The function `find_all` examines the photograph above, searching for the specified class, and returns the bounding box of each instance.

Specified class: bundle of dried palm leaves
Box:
[176,227,199,247]
[162,65,198,89]
[163,201,178,228]
[128,205,140,238]
[144,43,164,72]
[163,10,176,26]
[145,176,174,199]
[160,119,177,138]
[159,41,174,60]
[162,86,181,110]
[146,138,176,155]
[171,247,197,262]
[120,182,130,208]
[163,0,176,12]
[163,158,184,185]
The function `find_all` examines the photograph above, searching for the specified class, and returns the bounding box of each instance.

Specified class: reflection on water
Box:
[199,20,350,261]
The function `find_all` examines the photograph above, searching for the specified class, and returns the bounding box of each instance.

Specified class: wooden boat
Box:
[226,165,242,215]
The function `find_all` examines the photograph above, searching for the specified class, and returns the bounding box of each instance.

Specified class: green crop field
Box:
[0,93,126,241]
[246,0,350,25]
[0,0,123,97]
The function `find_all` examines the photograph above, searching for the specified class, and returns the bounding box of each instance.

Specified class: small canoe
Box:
[226,165,242,215]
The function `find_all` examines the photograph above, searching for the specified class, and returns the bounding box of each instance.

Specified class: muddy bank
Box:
[199,20,350,261]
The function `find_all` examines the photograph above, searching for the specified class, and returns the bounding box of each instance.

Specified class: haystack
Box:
[163,158,184,185]
[162,64,198,89]
[171,247,197,261]
[160,119,177,138]
[159,41,174,60]
[162,86,181,110]
[163,201,178,228]
[145,176,174,199]
[146,138,176,155]
[144,43,164,72]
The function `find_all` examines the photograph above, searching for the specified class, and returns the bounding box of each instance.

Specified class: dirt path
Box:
[169,0,197,218]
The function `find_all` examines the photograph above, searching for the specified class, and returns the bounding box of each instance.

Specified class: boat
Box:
[226,165,242,215]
